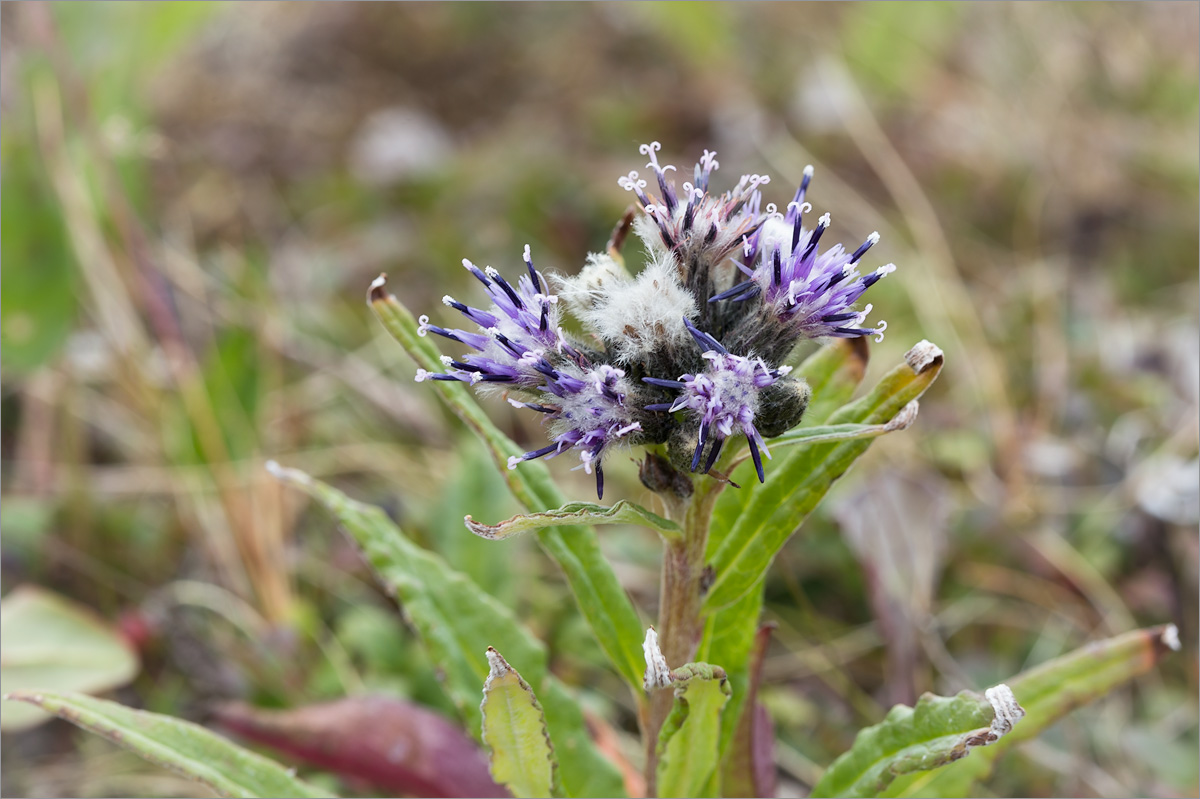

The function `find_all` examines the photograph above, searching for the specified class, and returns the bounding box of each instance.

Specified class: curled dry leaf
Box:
[643,628,673,691]
[213,696,505,798]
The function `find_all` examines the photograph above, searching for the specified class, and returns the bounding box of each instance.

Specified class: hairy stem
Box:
[642,476,722,795]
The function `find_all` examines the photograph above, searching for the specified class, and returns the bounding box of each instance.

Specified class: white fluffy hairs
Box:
[556,249,698,365]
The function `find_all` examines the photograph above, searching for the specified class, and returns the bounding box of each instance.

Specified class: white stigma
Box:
[439,355,453,366]
[873,320,888,343]
[417,314,431,336]
[867,231,881,245]
[507,455,522,470]
[876,263,897,276]
[414,369,430,382]
[618,171,647,191]
[441,295,455,306]
[523,244,532,262]
[818,212,831,228]
[803,164,814,179]
[484,266,501,279]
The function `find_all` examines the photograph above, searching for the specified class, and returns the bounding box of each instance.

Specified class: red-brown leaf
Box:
[213,696,506,798]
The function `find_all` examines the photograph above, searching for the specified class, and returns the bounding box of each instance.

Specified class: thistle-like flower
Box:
[619,142,771,271]
[413,143,895,498]
[416,248,642,498]
[644,319,794,482]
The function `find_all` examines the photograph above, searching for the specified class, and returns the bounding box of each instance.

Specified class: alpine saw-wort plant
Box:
[414,142,893,497]
[7,143,1180,799]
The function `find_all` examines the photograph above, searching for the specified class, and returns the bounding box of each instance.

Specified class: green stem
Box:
[642,475,722,796]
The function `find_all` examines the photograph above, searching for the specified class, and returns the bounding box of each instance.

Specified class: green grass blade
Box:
[270,463,625,798]
[369,278,646,691]
[466,500,681,541]
[811,685,1024,798]
[655,664,732,799]
[2,690,328,798]
[703,341,944,613]
[481,648,559,799]
[884,624,1182,798]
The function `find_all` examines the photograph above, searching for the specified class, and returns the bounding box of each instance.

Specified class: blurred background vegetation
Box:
[1,2,1196,796]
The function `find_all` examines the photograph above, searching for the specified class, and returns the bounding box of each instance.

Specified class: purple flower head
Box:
[618,142,770,267]
[415,246,640,498]
[643,318,791,483]
[711,166,894,346]
[505,363,642,499]
[412,147,899,498]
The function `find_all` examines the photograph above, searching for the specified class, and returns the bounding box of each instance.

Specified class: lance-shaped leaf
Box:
[656,663,732,799]
[725,403,920,471]
[792,337,872,428]
[704,341,944,612]
[1,585,140,731]
[883,624,1182,798]
[720,624,777,798]
[700,340,869,770]
[467,500,681,541]
[369,277,646,691]
[697,582,765,760]
[482,648,558,799]
[2,691,328,799]
[213,696,504,798]
[269,463,624,799]
[810,684,1025,798]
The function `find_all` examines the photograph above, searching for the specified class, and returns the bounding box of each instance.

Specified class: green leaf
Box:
[656,663,732,799]
[269,463,624,799]
[466,500,681,541]
[726,410,920,470]
[2,690,328,798]
[696,584,763,759]
[718,624,775,798]
[701,339,869,766]
[369,280,646,692]
[481,648,559,799]
[884,624,1182,798]
[810,685,1025,798]
[704,341,944,612]
[1,586,140,731]
[791,338,872,427]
